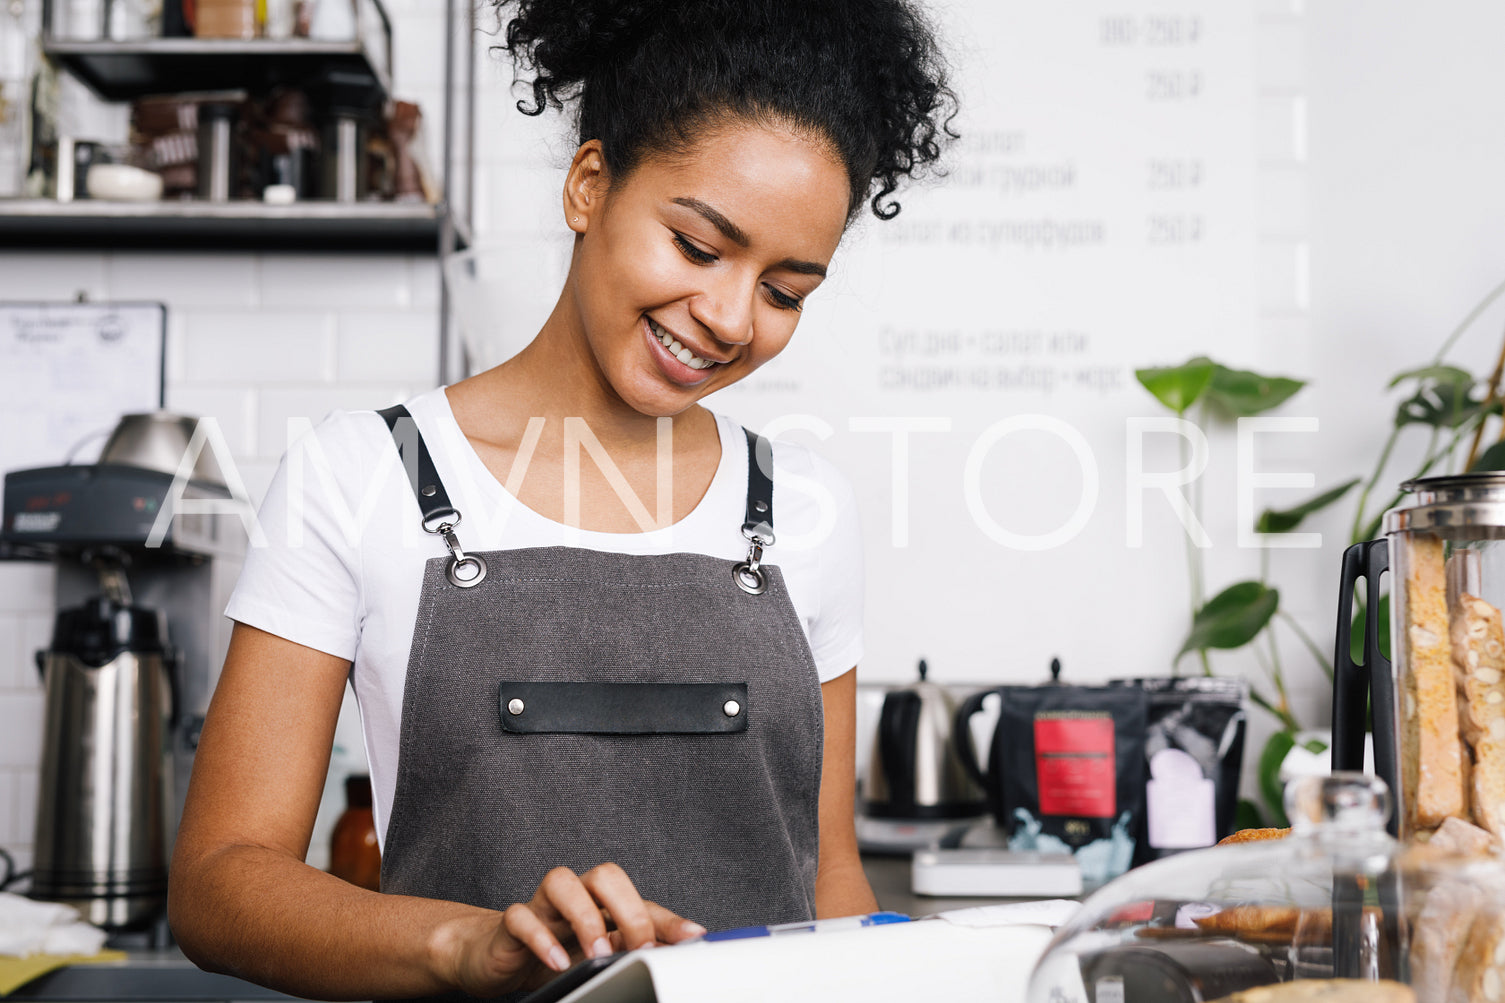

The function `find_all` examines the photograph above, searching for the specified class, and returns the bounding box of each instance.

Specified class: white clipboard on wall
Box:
[0,301,167,475]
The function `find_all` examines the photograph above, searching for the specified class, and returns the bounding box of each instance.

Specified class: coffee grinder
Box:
[1,412,246,930]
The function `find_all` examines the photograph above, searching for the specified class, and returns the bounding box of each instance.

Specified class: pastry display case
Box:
[1027,774,1505,1003]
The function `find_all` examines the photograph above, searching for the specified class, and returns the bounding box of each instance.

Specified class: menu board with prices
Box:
[705,1,1259,682]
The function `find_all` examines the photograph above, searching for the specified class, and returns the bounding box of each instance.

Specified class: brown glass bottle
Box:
[329,774,381,891]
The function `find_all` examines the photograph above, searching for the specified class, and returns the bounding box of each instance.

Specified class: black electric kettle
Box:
[861,660,987,820]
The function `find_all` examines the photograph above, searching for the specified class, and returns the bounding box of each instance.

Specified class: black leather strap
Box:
[742,427,774,541]
[499,681,749,735]
[377,405,456,527]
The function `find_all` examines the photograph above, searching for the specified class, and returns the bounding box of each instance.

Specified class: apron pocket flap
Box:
[498,681,750,734]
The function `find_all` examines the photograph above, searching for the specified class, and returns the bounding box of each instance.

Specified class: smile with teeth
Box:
[649,318,720,370]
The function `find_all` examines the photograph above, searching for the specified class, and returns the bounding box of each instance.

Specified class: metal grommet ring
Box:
[732,562,766,596]
[423,508,462,534]
[446,553,488,588]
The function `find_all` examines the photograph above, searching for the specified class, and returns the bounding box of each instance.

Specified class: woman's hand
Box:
[449,862,707,996]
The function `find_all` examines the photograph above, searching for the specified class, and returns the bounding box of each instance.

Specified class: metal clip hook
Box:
[423,512,487,588]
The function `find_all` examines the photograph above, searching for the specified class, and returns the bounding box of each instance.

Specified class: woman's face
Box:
[564,120,851,417]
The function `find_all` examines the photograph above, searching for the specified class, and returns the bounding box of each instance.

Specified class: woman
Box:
[168,0,955,998]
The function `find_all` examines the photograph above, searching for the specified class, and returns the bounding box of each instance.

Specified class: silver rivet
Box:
[421,484,437,497]
[507,698,525,715]
[754,500,767,513]
[723,700,741,717]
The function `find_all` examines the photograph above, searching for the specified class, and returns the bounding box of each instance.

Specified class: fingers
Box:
[528,863,708,956]
[579,863,656,951]
[501,903,572,974]
[646,900,707,944]
[534,867,614,959]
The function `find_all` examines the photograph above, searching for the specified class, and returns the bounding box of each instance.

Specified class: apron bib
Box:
[372,406,824,951]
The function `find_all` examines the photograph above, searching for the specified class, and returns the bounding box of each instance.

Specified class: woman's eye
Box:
[764,285,803,312]
[672,233,717,265]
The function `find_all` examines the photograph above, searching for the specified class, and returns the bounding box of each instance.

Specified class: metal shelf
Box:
[42,37,392,103]
[0,198,466,251]
[38,0,393,102]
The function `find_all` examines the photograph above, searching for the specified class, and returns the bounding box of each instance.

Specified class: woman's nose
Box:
[688,273,755,347]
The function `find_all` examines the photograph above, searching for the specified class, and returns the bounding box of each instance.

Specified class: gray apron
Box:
[372,406,824,966]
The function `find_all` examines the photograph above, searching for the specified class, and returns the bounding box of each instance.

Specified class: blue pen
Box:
[700,911,911,942]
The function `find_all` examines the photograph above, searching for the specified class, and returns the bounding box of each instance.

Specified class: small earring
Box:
[572,216,579,223]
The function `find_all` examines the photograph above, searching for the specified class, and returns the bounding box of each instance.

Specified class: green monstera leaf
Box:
[1390,364,1493,429]
[1471,441,1505,472]
[1136,357,1216,415]
[1204,364,1305,417]
[1259,730,1296,827]
[1177,581,1280,661]
[1256,479,1361,535]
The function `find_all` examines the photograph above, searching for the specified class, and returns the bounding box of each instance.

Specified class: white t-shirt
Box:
[225,386,864,844]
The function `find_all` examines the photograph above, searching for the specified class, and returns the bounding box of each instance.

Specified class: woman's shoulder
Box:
[288,388,450,467]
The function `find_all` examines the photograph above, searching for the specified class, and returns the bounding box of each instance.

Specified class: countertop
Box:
[13,855,1024,1001]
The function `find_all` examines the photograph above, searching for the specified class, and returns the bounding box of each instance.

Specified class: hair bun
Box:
[492,0,957,220]
[500,0,672,115]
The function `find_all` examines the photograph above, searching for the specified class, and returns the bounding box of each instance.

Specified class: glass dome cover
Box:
[1027,773,1505,1003]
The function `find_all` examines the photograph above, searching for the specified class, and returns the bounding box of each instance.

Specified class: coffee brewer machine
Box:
[1,412,246,930]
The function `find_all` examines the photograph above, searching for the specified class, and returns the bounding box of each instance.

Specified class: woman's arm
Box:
[169,623,697,1000]
[813,667,879,919]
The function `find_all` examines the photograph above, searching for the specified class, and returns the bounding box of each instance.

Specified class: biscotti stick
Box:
[1412,879,1481,1003]
[1428,815,1496,857]
[1449,908,1505,1003]
[1405,533,1467,830]
[1448,593,1505,743]
[1448,592,1505,838]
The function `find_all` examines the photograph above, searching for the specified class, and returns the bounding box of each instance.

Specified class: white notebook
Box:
[550,917,1056,1003]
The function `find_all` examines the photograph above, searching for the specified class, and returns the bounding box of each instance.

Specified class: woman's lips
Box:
[643,317,717,387]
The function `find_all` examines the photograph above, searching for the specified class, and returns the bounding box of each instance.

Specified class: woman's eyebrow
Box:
[671,196,750,246]
[670,196,828,278]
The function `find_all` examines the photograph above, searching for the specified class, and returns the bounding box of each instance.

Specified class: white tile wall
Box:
[0,252,109,302]
[181,311,336,384]
[105,254,260,309]
[0,770,19,845]
[258,255,416,310]
[0,692,45,768]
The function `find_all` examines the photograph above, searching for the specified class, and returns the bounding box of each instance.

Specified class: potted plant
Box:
[1137,281,1505,825]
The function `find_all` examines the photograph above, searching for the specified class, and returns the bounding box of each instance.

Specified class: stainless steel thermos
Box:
[32,596,175,929]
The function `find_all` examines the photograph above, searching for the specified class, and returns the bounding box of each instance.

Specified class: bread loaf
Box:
[1404,533,1468,830]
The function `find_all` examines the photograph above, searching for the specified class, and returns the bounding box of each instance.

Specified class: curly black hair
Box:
[491,0,957,221]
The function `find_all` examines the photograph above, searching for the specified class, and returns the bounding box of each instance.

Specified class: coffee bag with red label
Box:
[991,684,1148,884]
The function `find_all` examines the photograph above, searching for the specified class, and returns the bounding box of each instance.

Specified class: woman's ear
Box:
[564,140,607,235]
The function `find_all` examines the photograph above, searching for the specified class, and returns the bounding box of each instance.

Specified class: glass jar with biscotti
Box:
[1336,473,1505,845]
